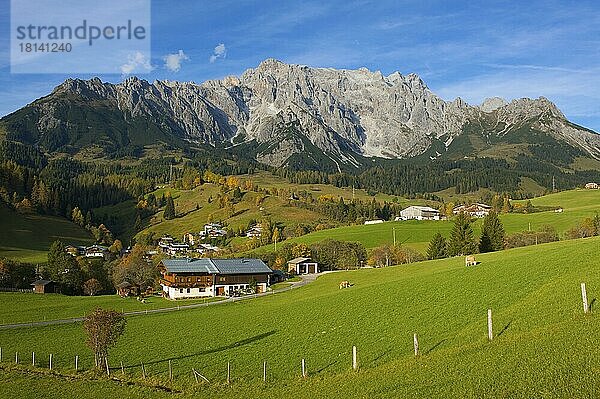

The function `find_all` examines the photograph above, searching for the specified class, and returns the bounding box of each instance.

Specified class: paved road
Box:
[0,273,325,330]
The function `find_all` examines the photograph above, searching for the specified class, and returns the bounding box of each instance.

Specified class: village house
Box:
[585,182,599,189]
[287,257,319,275]
[158,236,175,249]
[453,203,492,218]
[84,245,109,258]
[246,224,263,238]
[164,242,190,257]
[196,243,220,255]
[159,258,272,299]
[396,205,440,221]
[183,224,228,245]
[64,245,85,257]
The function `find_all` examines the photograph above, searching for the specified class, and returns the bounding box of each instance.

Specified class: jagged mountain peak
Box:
[4,59,599,169]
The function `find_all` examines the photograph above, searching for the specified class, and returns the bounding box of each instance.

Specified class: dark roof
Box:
[31,279,54,286]
[287,257,312,264]
[162,258,272,275]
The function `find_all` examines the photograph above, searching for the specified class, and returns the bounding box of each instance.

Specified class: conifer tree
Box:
[479,211,505,252]
[448,212,478,256]
[163,195,176,220]
[427,232,448,260]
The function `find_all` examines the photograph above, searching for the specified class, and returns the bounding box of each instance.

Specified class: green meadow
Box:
[0,204,93,263]
[0,236,599,398]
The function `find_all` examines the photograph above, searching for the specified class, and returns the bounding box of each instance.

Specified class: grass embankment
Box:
[0,237,599,397]
[0,204,93,263]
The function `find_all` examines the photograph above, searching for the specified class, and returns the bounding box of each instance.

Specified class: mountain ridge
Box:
[2,58,600,171]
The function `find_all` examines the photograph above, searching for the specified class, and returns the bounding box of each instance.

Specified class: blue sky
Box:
[1,0,599,131]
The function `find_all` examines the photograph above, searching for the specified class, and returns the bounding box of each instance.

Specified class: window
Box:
[199,288,205,292]
[179,289,183,293]
[187,288,190,293]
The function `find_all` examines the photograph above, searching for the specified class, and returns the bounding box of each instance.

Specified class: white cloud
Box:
[120,52,153,75]
[163,50,190,72]
[209,43,227,63]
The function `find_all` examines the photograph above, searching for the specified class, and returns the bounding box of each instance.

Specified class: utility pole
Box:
[393,228,396,246]
[552,176,556,192]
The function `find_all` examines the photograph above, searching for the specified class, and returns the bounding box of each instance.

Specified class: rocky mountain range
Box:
[2,58,600,172]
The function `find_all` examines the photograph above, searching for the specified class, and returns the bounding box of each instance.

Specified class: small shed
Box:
[116,281,139,297]
[31,280,57,294]
[287,257,319,275]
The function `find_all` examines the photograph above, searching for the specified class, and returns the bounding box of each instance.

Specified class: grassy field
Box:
[252,188,600,253]
[0,205,93,263]
[0,293,224,325]
[0,236,599,398]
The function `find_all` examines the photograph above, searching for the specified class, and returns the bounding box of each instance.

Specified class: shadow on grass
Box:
[590,298,597,312]
[120,330,277,369]
[316,358,340,373]
[497,320,513,337]
[425,339,447,355]
[369,348,392,366]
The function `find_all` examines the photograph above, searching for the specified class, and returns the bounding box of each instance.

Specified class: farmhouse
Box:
[287,257,319,274]
[84,245,109,258]
[585,182,599,189]
[453,203,492,218]
[159,258,272,299]
[396,206,440,221]
[31,279,57,294]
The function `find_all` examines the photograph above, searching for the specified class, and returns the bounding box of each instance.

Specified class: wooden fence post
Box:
[15,352,18,364]
[487,309,493,341]
[0,347,2,362]
[105,359,110,376]
[141,363,146,379]
[75,355,78,372]
[301,358,306,378]
[414,333,419,356]
[582,283,589,313]
[169,360,173,381]
[32,352,35,366]
[263,361,267,382]
[121,361,125,375]
[352,346,358,370]
[227,361,231,384]
[49,354,53,370]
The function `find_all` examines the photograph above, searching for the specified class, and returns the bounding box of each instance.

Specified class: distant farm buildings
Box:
[160,235,220,256]
[287,257,319,275]
[159,258,272,299]
[453,203,492,218]
[364,219,384,225]
[585,182,599,189]
[396,206,440,221]
[64,245,109,259]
